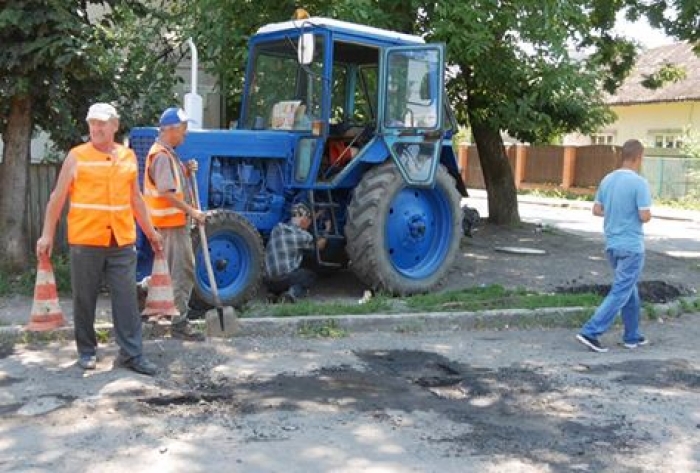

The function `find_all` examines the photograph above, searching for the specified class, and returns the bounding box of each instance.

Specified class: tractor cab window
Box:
[244,36,325,131]
[330,64,377,126]
[384,49,440,129]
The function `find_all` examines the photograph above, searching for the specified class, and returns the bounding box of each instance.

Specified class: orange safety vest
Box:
[67,143,137,247]
[143,142,188,228]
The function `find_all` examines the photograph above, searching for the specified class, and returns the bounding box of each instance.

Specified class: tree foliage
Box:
[0,1,181,148]
[0,1,181,269]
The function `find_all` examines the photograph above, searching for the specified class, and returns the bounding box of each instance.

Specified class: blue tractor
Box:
[130,16,468,307]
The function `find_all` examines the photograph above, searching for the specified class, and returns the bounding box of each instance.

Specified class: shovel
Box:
[189,168,238,338]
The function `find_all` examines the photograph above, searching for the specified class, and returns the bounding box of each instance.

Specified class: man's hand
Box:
[148,231,164,253]
[36,236,53,259]
[592,202,604,217]
[190,208,207,225]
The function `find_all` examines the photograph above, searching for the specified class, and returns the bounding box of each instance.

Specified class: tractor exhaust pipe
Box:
[184,38,203,130]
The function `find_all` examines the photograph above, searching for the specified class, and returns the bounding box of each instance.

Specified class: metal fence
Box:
[643,156,700,200]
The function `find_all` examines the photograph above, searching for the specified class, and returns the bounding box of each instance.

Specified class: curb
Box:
[2,297,696,344]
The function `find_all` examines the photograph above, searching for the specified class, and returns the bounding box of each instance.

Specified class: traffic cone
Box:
[141,251,180,320]
[26,255,67,332]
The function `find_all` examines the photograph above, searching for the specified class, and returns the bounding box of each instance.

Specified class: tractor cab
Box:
[240,17,459,189]
[130,16,466,308]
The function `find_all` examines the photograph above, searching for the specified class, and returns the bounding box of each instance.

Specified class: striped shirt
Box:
[264,223,314,279]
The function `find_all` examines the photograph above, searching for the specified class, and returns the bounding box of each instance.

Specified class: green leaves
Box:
[0,1,180,149]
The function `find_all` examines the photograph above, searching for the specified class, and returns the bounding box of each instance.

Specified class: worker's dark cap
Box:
[291,203,311,218]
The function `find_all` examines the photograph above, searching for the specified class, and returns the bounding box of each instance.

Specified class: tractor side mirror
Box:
[298,33,315,65]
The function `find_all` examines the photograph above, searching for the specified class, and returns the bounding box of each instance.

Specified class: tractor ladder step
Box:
[308,190,345,268]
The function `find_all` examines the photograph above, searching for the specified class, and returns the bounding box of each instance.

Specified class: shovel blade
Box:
[205,306,239,338]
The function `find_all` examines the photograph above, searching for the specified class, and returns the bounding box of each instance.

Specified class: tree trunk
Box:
[0,95,32,271]
[470,121,520,225]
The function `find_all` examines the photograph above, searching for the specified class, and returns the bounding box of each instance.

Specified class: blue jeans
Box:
[580,248,645,344]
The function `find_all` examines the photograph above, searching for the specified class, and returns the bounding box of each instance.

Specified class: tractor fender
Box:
[440,140,468,197]
[357,136,391,164]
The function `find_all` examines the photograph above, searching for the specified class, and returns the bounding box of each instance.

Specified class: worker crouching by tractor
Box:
[143,107,206,341]
[264,203,329,303]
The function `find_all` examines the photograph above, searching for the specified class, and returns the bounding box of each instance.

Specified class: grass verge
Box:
[243,285,602,318]
[518,188,595,201]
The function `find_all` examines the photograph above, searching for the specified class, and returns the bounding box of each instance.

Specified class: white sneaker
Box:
[623,337,649,349]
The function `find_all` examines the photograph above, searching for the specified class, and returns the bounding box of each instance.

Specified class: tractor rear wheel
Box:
[345,162,463,295]
[192,210,264,308]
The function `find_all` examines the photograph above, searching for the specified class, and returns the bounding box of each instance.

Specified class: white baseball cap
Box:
[86,103,119,122]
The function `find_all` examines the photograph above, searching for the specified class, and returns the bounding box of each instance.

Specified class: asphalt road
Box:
[466,192,700,259]
[1,317,698,472]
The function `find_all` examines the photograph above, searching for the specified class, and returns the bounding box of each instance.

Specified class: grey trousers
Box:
[159,226,194,324]
[70,245,142,360]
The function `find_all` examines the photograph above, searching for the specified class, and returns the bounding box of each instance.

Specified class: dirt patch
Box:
[444,224,699,299]
[556,280,690,303]
[585,359,700,390]
[251,223,699,307]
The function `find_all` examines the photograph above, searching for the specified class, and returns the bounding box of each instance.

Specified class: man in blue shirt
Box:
[577,139,653,353]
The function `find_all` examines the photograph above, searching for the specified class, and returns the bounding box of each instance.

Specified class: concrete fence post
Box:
[458,143,469,186]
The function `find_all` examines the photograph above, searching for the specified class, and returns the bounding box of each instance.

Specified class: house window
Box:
[590,134,614,145]
[653,133,683,149]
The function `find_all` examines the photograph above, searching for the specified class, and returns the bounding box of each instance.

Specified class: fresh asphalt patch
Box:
[137,349,655,470]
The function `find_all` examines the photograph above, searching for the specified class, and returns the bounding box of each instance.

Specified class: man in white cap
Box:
[143,107,206,340]
[37,102,163,375]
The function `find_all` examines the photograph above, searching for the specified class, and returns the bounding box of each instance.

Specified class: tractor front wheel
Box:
[192,210,264,308]
[345,162,463,295]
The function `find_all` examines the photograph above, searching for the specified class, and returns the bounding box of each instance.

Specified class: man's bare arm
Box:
[131,179,163,252]
[162,192,206,224]
[36,153,76,257]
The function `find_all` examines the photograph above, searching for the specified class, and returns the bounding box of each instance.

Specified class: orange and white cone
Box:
[26,255,67,332]
[141,251,180,320]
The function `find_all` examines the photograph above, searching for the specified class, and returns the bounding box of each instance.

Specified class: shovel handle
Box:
[189,168,222,307]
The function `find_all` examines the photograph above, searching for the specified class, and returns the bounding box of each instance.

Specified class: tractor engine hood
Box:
[174,129,297,161]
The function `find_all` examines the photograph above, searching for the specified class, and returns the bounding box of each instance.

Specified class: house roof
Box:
[607,42,700,106]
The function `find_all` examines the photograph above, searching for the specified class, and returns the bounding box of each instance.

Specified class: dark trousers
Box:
[265,268,317,298]
[71,245,142,360]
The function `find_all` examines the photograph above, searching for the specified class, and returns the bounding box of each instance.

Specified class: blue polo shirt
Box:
[595,169,652,253]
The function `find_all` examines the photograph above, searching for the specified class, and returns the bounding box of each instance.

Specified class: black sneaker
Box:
[171,321,205,341]
[576,334,609,353]
[623,337,649,349]
[115,355,158,376]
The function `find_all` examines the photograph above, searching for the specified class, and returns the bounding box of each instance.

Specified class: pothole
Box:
[139,393,233,406]
[0,375,23,388]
